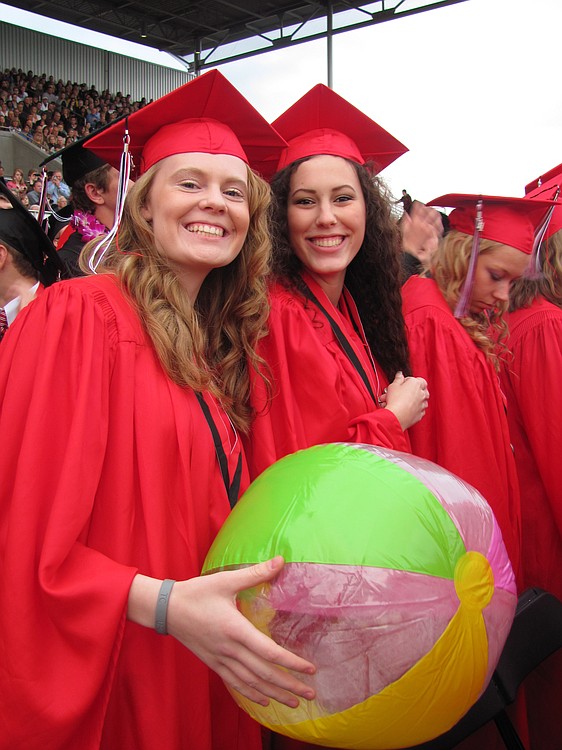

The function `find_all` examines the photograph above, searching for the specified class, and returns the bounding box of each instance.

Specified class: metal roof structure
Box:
[4,1,468,74]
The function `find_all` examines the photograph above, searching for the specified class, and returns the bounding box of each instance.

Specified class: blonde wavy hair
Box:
[510,229,562,311]
[81,161,272,433]
[431,230,508,369]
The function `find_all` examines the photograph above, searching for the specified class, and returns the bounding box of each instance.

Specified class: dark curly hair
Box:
[269,156,411,379]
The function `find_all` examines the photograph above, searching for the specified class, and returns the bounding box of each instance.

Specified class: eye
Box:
[334,195,353,203]
[293,197,314,206]
[180,180,199,190]
[489,271,503,282]
[224,187,245,200]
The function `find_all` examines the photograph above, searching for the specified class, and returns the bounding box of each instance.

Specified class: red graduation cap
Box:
[524,163,562,196]
[257,83,407,179]
[524,165,562,239]
[85,69,287,178]
[427,193,558,255]
[427,193,560,317]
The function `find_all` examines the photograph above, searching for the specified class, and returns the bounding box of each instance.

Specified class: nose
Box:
[316,199,337,226]
[199,185,226,212]
[494,280,511,303]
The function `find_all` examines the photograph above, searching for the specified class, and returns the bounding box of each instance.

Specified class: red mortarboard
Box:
[524,165,562,238]
[524,163,562,196]
[85,70,287,178]
[258,83,407,178]
[427,194,558,255]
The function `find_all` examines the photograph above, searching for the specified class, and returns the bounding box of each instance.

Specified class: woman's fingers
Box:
[218,647,315,706]
[166,559,316,707]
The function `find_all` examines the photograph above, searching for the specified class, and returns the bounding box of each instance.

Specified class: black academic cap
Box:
[39,115,128,187]
[0,182,67,285]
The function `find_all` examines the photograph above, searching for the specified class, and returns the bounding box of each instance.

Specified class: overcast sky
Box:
[2,0,561,203]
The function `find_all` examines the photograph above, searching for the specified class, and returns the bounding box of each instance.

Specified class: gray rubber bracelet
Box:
[155,579,176,635]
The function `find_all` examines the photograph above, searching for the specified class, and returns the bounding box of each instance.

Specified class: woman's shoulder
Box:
[267,278,308,315]
[402,276,452,318]
[508,296,562,328]
[41,274,145,342]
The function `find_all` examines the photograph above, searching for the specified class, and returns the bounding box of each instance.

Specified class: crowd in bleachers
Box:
[0,67,150,154]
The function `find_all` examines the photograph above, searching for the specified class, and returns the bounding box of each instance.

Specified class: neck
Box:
[94,204,115,231]
[0,276,37,307]
[304,269,345,307]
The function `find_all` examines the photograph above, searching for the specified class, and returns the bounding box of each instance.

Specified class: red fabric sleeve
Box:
[504,309,562,533]
[0,282,138,748]
[501,303,562,750]
[245,287,408,480]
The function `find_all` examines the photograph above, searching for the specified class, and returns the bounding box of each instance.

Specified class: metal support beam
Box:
[327,0,333,88]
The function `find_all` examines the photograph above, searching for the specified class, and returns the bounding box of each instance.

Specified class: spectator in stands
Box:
[45,133,58,151]
[46,169,71,204]
[6,167,27,198]
[26,178,43,206]
[31,128,45,149]
[43,82,58,104]
[26,168,40,188]
[0,161,6,186]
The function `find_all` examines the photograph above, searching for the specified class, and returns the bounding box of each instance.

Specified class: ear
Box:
[140,202,152,222]
[0,243,9,270]
[84,182,106,206]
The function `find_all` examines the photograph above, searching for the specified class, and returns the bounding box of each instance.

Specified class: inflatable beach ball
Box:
[203,443,516,749]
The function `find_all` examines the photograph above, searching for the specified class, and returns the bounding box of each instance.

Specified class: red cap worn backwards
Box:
[524,164,562,239]
[85,69,287,178]
[256,83,407,179]
[427,193,559,255]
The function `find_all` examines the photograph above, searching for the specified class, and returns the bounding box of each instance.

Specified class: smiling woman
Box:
[244,84,430,489]
[0,70,317,750]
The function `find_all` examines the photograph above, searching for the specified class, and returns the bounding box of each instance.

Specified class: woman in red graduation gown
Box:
[0,71,315,750]
[401,194,559,750]
[244,84,429,481]
[402,193,557,584]
[501,172,562,749]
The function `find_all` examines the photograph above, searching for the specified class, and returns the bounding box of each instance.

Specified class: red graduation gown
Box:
[244,273,410,481]
[0,274,261,750]
[402,276,521,578]
[502,297,562,749]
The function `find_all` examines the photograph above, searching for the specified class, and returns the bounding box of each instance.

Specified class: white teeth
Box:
[312,237,343,247]
[186,224,225,237]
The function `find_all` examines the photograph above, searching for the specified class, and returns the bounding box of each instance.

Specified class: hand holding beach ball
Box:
[203,444,516,749]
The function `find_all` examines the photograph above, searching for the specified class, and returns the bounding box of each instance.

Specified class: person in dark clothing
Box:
[399,189,413,214]
[40,125,125,277]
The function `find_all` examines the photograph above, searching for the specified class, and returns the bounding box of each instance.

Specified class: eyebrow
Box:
[291,184,358,197]
[171,167,247,188]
